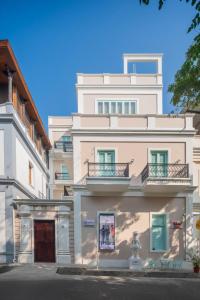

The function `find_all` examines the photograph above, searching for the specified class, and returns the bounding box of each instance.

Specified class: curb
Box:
[57,267,200,279]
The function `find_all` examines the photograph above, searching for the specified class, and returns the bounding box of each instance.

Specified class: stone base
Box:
[57,254,71,264]
[0,254,6,264]
[129,256,142,271]
[18,252,33,263]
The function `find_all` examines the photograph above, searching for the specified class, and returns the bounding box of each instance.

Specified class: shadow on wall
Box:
[81,197,187,265]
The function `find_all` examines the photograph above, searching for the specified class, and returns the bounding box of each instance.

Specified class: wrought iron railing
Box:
[141,163,189,182]
[54,141,73,152]
[55,173,71,180]
[87,163,129,177]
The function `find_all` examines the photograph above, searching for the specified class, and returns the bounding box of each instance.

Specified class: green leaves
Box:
[139,0,200,109]
[168,35,200,109]
[139,0,200,33]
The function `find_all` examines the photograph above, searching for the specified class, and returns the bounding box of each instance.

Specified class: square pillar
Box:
[56,206,71,264]
[18,205,33,263]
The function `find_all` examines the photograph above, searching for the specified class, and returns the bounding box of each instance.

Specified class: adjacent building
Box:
[0,40,72,264]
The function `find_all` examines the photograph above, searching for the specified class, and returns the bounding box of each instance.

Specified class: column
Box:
[0,192,6,263]
[56,206,71,264]
[18,205,33,263]
[6,66,15,103]
[74,191,82,264]
[185,194,194,260]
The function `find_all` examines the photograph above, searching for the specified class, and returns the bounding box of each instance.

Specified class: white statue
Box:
[129,232,142,270]
[131,232,141,258]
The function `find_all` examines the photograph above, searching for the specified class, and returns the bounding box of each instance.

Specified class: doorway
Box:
[34,220,55,263]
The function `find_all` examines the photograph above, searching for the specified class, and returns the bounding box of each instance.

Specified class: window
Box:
[151,214,167,251]
[124,102,129,114]
[98,102,103,114]
[104,102,109,114]
[117,102,122,114]
[98,150,115,176]
[61,135,71,142]
[61,165,70,180]
[28,162,34,186]
[99,213,115,251]
[97,100,137,115]
[150,151,168,177]
[111,102,116,114]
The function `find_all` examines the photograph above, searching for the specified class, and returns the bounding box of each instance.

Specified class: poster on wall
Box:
[99,213,115,250]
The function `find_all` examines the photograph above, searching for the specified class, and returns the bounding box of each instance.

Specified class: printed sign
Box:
[99,213,115,251]
[83,219,96,227]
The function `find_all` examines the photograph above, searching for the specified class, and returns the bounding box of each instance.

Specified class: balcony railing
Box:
[141,163,189,182]
[54,141,73,152]
[55,173,71,180]
[87,163,129,177]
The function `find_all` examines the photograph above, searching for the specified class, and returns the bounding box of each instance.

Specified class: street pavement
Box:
[0,264,200,300]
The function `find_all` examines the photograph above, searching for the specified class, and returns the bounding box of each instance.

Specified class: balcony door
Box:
[61,135,71,142]
[61,164,70,180]
[98,150,115,176]
[151,151,168,177]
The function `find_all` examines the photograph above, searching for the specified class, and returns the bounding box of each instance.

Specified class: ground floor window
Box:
[151,214,167,251]
[99,213,115,251]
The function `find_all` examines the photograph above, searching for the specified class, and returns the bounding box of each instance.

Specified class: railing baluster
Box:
[87,162,130,177]
[141,163,189,182]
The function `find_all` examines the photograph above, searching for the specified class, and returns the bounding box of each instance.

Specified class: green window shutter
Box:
[61,136,71,142]
[152,214,167,251]
[150,151,168,177]
[61,165,69,179]
[98,151,115,176]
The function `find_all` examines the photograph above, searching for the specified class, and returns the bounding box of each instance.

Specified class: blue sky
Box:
[0,0,197,128]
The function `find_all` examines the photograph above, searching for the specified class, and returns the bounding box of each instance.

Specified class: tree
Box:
[139,0,200,109]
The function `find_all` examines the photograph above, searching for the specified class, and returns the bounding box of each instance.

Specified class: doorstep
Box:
[57,266,200,278]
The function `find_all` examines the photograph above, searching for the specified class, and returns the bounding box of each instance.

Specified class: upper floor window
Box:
[61,135,72,142]
[28,161,34,187]
[97,100,137,115]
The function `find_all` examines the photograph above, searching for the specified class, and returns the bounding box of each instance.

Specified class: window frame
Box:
[95,99,138,115]
[28,161,34,187]
[60,164,70,180]
[150,212,169,253]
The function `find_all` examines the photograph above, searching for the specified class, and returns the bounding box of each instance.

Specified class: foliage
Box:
[168,34,200,109]
[139,0,200,109]
[139,0,200,33]
[187,249,200,267]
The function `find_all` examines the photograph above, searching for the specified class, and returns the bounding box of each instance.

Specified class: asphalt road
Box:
[0,264,200,300]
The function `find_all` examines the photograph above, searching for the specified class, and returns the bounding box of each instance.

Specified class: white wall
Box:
[0,192,6,263]
[15,137,47,198]
[0,130,4,175]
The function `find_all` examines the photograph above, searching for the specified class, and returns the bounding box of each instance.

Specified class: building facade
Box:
[1,41,199,267]
[0,40,72,264]
[50,54,197,268]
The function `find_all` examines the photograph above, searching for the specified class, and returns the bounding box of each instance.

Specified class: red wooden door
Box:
[34,220,55,263]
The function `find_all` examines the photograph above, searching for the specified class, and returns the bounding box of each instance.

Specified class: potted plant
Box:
[191,254,200,273]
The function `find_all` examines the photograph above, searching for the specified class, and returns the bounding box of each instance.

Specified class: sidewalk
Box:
[1,263,200,279]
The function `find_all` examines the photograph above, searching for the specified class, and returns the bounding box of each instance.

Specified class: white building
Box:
[0,40,72,264]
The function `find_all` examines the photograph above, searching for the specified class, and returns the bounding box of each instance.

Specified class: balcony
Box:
[86,163,130,192]
[55,173,73,185]
[54,141,73,153]
[141,163,192,193]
